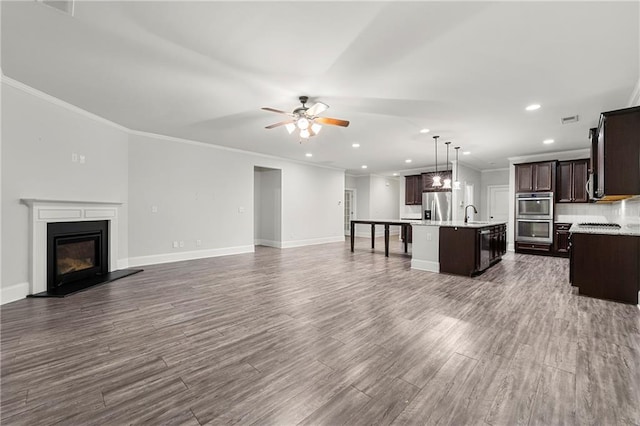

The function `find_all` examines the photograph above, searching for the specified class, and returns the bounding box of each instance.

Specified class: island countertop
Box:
[412,220,508,228]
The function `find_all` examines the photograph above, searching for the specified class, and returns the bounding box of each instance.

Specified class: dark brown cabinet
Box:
[439,224,506,276]
[571,232,639,304]
[553,223,571,257]
[595,106,640,199]
[515,161,555,192]
[404,175,422,205]
[557,159,589,203]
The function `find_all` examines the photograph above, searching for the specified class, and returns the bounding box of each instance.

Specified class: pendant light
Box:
[453,146,461,190]
[443,142,452,189]
[432,136,442,187]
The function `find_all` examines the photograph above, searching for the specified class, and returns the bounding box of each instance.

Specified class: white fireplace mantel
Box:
[21,198,122,295]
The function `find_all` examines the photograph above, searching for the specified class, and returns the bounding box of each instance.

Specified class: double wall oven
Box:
[515,192,553,244]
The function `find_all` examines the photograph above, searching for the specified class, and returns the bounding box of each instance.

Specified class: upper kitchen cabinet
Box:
[515,161,555,192]
[595,106,640,200]
[404,174,422,205]
[557,159,589,203]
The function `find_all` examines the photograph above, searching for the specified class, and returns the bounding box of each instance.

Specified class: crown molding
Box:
[2,74,344,173]
[1,74,129,132]
[508,148,590,164]
[481,167,510,173]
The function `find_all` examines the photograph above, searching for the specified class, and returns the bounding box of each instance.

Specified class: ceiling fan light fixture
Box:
[285,123,296,134]
[311,122,322,134]
[297,117,309,130]
[300,129,310,139]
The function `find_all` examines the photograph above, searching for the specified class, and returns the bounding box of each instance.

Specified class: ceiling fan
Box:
[262,96,350,139]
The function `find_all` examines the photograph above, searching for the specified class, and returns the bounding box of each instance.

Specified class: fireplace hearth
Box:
[27,219,142,297]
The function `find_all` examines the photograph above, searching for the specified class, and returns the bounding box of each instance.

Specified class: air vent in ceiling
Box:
[561,115,579,124]
[37,0,74,16]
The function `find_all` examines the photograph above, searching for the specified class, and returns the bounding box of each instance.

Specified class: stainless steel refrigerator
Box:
[422,191,452,221]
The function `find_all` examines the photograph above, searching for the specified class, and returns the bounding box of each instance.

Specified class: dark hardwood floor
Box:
[1,238,639,425]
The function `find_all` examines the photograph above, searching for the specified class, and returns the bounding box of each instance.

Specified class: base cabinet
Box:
[571,233,639,304]
[439,224,506,276]
[554,223,572,257]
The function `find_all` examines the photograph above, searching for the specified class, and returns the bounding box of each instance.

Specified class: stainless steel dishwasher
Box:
[479,228,491,271]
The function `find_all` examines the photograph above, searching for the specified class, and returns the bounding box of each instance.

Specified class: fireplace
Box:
[47,221,109,293]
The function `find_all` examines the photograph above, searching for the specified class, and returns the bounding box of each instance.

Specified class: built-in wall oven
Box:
[515,192,554,244]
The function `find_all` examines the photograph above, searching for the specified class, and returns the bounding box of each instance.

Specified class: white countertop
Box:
[412,220,507,228]
[569,223,640,236]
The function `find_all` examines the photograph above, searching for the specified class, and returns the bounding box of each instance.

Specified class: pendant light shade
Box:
[443,141,452,189]
[432,136,442,187]
[453,146,461,190]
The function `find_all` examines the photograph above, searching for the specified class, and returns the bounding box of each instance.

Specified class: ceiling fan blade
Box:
[265,120,294,129]
[261,107,294,116]
[314,116,350,127]
[305,102,329,117]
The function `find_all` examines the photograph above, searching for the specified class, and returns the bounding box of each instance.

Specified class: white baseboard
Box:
[280,235,345,249]
[507,242,515,252]
[254,239,282,248]
[117,258,129,269]
[1,282,30,305]
[411,259,440,273]
[127,245,255,268]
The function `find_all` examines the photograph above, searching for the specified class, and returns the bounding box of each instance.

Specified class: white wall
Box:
[127,133,345,262]
[1,81,129,301]
[351,174,400,236]
[345,174,357,190]
[370,175,399,220]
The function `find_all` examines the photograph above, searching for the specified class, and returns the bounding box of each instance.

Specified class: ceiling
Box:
[2,1,638,175]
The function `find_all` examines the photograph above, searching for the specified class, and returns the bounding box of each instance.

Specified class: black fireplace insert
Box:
[47,220,109,292]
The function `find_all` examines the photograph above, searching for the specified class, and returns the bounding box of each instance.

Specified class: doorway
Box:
[344,189,356,236]
[254,166,282,247]
[487,185,509,222]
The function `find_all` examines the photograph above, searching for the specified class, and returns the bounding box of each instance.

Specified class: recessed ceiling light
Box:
[352,143,360,148]
[405,159,412,163]
[392,173,399,176]
[420,128,430,134]
[543,139,555,144]
[305,153,313,157]
[361,165,368,169]
[526,104,541,111]
[463,151,471,155]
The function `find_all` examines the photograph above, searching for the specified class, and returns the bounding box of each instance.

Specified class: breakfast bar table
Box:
[350,219,415,257]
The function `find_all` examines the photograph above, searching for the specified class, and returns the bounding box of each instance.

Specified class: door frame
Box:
[344,188,357,236]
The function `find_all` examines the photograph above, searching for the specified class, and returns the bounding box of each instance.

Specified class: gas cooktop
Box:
[577,222,621,229]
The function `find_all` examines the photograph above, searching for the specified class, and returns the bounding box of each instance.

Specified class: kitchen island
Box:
[411,221,507,276]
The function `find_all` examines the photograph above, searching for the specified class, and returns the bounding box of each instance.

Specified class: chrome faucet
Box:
[464,204,478,224]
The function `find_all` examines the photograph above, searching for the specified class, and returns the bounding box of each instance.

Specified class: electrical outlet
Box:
[71,153,78,162]
[196,239,202,247]
[179,241,184,248]
[238,207,245,213]
[79,155,86,164]
[427,233,432,241]
[172,241,178,248]
[151,205,158,213]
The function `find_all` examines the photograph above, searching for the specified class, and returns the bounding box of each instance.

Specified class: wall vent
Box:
[561,115,579,124]
[37,0,74,16]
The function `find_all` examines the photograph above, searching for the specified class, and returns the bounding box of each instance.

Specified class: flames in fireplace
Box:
[56,240,96,275]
